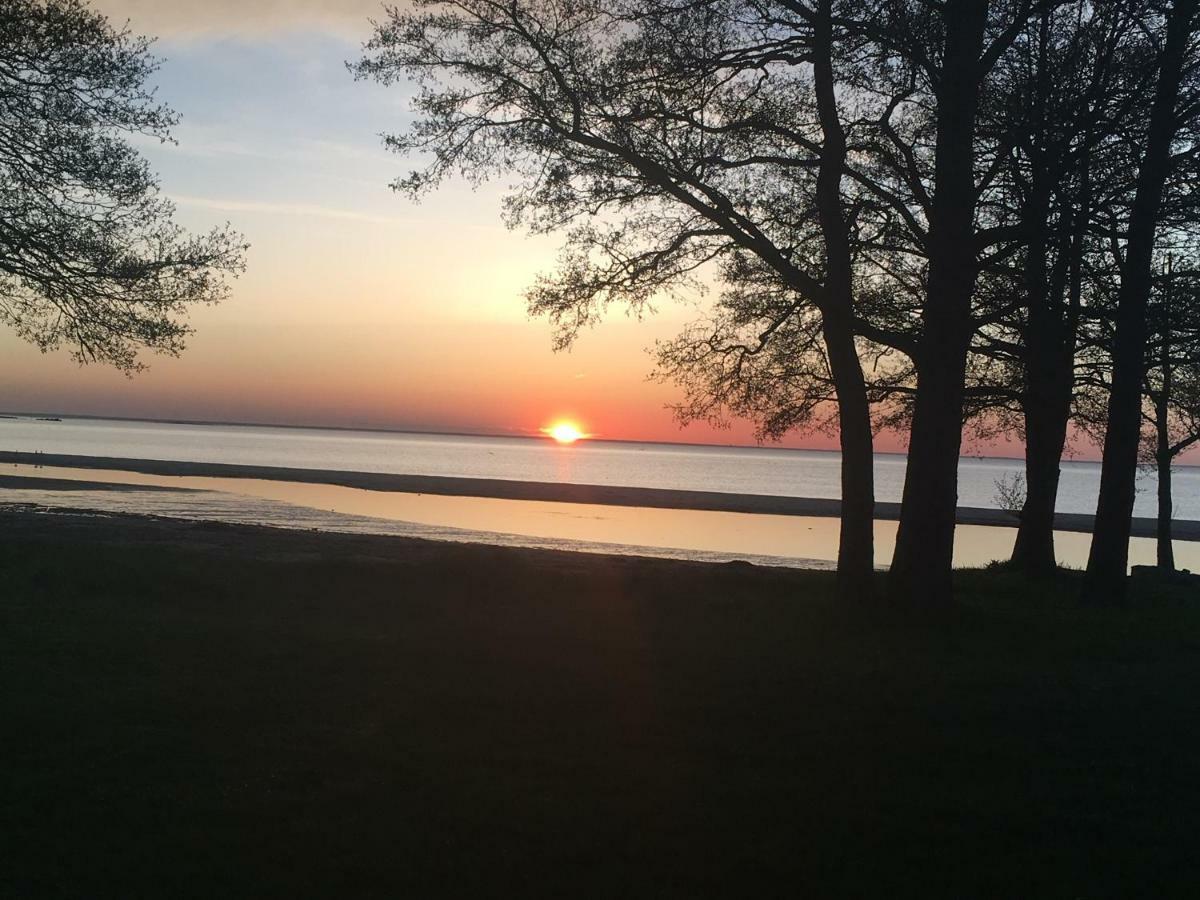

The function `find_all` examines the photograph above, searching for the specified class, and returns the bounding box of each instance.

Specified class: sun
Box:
[543,421,587,444]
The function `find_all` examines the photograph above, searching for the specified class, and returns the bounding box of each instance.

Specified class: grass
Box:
[2,510,1199,898]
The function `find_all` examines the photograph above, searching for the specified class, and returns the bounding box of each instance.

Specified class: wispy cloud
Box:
[170,193,413,226]
[134,126,396,171]
[98,0,385,38]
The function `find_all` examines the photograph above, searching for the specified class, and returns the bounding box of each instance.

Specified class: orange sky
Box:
[0,2,884,452]
[0,1,1105,461]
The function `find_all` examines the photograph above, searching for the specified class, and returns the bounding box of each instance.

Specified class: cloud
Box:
[169,193,414,226]
[132,125,395,170]
[97,0,388,38]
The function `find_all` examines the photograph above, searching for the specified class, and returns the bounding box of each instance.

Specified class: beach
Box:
[4,506,1199,897]
[3,450,1197,540]
[7,2,1200,895]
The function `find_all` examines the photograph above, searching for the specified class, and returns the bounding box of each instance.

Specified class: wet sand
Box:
[2,450,1195,540]
[0,474,198,492]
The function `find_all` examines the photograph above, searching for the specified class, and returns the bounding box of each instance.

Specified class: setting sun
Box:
[544,421,586,444]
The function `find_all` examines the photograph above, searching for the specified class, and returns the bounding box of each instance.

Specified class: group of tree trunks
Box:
[5,1,1199,605]
[355,0,1200,603]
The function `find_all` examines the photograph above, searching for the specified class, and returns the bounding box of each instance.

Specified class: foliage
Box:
[352,0,926,436]
[993,471,1027,516]
[0,0,246,371]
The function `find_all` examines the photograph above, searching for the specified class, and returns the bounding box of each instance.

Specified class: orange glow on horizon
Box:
[543,421,587,444]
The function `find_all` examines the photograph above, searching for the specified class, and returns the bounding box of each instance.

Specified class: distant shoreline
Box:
[8,409,1200,470]
[0,410,1021,463]
[3,450,1196,541]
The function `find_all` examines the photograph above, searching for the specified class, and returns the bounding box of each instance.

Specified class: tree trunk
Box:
[1012,186,1079,574]
[1157,448,1175,571]
[889,0,988,606]
[1013,388,1072,572]
[1156,294,1175,572]
[825,319,876,596]
[889,315,972,604]
[1083,0,1196,605]
[1011,160,1060,573]
[814,0,875,598]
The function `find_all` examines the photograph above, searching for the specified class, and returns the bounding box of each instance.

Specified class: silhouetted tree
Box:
[357,0,1198,605]
[899,0,1199,586]
[1083,0,1200,604]
[0,0,245,372]
[357,0,1077,604]
[848,0,1053,604]
[967,0,1156,574]
[1082,258,1200,570]
[1144,262,1200,569]
[355,0,901,596]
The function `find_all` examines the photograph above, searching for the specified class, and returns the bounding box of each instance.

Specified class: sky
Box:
[0,1,1030,455]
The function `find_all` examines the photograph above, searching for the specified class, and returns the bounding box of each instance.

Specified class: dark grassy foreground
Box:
[2,510,1199,898]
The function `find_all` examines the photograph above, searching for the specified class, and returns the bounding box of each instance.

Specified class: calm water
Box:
[2,416,1197,572]
[3,415,1196,518]
[5,464,1195,572]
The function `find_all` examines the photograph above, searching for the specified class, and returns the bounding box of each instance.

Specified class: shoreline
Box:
[2,449,1197,541]
[0,505,781,573]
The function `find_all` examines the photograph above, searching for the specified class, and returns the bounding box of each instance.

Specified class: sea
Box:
[2,415,1196,571]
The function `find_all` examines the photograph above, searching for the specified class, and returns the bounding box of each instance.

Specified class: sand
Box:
[2,450,1195,540]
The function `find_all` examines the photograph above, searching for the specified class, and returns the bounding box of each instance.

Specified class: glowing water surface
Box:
[5,464,1195,572]
[4,415,1198,519]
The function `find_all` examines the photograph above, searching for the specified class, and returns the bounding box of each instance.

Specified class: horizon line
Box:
[0,407,1086,465]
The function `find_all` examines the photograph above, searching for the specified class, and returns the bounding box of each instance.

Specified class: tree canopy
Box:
[357,0,1200,603]
[0,0,245,372]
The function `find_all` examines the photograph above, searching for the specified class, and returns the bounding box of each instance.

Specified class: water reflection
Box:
[3,464,1195,572]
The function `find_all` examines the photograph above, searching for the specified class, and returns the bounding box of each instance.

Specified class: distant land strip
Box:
[1,450,1196,542]
[0,474,201,493]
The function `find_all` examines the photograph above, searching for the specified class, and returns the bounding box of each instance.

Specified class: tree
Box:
[1076,256,1200,571]
[1083,0,1200,604]
[1002,3,1119,573]
[0,0,245,372]
[847,0,1050,604]
[1144,260,1200,570]
[962,0,1158,574]
[354,0,895,596]
[356,0,1197,606]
